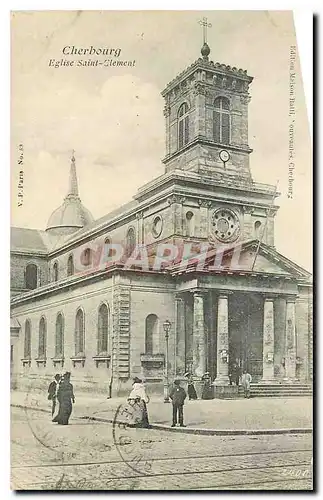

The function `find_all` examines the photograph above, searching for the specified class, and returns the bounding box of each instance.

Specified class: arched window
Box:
[213,97,230,144]
[98,304,109,354]
[254,220,262,239]
[38,317,47,359]
[67,255,74,276]
[126,227,136,258]
[53,261,59,282]
[81,248,92,267]
[104,237,113,260]
[24,320,31,358]
[55,313,64,358]
[75,309,85,356]
[145,314,159,354]
[25,264,38,290]
[178,102,189,149]
[185,211,194,237]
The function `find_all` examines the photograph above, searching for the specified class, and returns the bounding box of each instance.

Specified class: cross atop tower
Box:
[198,17,212,44]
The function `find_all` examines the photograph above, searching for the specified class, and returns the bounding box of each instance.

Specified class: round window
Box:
[211,208,240,243]
[152,215,163,238]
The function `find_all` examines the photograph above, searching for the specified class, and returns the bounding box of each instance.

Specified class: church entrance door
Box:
[229,293,263,382]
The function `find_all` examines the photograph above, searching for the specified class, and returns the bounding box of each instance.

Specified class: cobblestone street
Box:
[11,407,313,491]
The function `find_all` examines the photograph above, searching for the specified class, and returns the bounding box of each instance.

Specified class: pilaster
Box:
[136,211,144,245]
[198,199,212,238]
[112,284,131,387]
[193,81,207,138]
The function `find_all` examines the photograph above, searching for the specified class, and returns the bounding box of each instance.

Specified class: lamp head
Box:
[163,319,171,333]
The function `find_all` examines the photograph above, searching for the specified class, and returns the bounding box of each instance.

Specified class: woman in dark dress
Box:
[184,372,197,400]
[201,372,212,400]
[52,372,75,425]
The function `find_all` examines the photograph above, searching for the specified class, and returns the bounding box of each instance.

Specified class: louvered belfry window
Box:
[213,97,230,144]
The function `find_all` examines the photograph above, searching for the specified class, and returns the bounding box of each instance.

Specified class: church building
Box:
[10,40,313,397]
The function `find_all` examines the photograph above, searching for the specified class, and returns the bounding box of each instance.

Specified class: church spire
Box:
[66,150,79,198]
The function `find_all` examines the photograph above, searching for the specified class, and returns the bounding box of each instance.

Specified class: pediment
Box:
[171,240,311,280]
[204,240,311,279]
[227,248,291,275]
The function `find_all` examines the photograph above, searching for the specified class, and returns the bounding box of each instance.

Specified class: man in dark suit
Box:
[48,373,61,416]
[169,379,187,427]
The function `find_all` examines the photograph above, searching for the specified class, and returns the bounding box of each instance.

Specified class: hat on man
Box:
[174,379,180,386]
[133,377,142,384]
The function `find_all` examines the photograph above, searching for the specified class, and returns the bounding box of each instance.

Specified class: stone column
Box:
[262,297,275,382]
[284,297,297,381]
[175,296,186,375]
[192,291,206,377]
[214,294,230,385]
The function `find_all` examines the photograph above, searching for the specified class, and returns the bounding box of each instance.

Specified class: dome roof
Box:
[46,154,94,235]
[46,197,94,232]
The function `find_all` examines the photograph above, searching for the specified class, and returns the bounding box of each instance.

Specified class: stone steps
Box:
[245,383,313,398]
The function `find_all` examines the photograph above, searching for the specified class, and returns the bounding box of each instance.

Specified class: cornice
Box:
[10,265,174,308]
[161,58,253,97]
[11,250,48,258]
[162,137,253,165]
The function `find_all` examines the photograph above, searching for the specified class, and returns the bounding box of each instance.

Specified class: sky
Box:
[11,10,312,271]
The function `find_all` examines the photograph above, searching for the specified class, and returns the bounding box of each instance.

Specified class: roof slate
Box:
[11,227,50,254]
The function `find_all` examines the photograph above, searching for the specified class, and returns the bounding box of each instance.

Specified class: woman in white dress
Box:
[128,377,151,428]
[241,370,252,398]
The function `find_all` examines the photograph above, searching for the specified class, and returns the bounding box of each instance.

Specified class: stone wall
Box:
[12,275,114,394]
[11,254,49,292]
[11,271,176,396]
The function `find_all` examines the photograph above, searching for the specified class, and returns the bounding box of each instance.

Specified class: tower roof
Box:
[46,153,94,234]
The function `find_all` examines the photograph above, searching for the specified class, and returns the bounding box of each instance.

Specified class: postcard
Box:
[10,10,313,491]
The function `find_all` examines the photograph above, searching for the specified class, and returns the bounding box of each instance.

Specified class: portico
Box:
[174,267,301,388]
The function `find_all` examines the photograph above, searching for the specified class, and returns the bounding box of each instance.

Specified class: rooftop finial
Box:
[198,17,212,60]
[66,150,79,198]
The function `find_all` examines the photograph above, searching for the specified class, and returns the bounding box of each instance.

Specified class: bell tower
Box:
[136,22,278,250]
[161,30,254,183]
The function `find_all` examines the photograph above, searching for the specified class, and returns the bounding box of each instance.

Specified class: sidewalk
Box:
[11,391,313,435]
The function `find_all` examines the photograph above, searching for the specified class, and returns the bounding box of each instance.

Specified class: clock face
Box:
[211,208,240,243]
[219,150,230,163]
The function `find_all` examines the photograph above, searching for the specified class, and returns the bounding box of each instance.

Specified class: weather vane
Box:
[198,17,212,44]
[71,149,75,162]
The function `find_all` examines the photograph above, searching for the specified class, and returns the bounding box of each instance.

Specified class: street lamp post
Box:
[163,319,171,403]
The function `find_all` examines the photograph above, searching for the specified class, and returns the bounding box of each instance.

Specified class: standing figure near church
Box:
[128,377,151,428]
[241,370,252,398]
[201,372,212,399]
[52,372,75,425]
[184,372,197,400]
[232,360,241,386]
[170,380,187,427]
[48,373,61,417]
